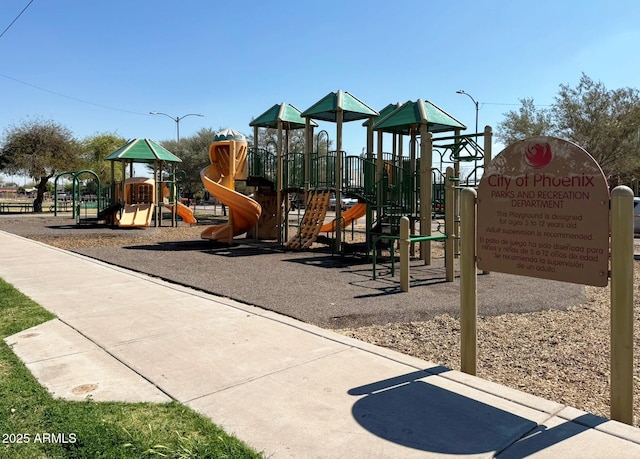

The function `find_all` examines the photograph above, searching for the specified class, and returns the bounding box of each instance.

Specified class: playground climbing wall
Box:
[285,190,331,250]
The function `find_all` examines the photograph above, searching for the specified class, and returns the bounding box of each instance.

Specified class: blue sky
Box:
[1,0,639,181]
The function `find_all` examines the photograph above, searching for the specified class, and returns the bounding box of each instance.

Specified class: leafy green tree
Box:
[496,98,554,145]
[0,119,82,211]
[497,74,640,182]
[247,127,332,155]
[80,132,127,185]
[552,74,640,182]
[249,127,306,154]
[159,127,216,198]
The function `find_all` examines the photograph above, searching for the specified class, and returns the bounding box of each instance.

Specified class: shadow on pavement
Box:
[349,370,606,455]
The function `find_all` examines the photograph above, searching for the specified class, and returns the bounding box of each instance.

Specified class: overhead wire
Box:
[0,0,150,117]
[0,72,150,116]
[0,0,35,39]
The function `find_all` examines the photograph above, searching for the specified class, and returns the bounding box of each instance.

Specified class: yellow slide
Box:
[200,164,261,243]
[116,204,154,227]
[320,202,366,233]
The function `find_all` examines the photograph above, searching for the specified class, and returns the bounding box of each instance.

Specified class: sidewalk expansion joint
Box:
[184,347,352,404]
[57,317,176,403]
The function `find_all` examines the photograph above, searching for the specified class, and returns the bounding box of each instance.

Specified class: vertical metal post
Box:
[420,130,432,265]
[153,161,159,227]
[453,128,461,256]
[445,167,455,282]
[409,128,417,258]
[335,108,343,253]
[400,216,410,292]
[110,160,115,207]
[460,187,477,375]
[308,125,315,190]
[610,185,634,424]
[276,120,283,244]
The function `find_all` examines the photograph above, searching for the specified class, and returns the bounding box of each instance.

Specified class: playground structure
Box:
[162,184,197,224]
[105,138,195,228]
[242,90,493,280]
[320,202,366,233]
[53,169,105,220]
[50,91,493,285]
[54,138,196,228]
[115,177,155,227]
[200,129,262,243]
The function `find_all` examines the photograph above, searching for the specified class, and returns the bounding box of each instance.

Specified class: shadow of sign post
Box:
[348,370,607,455]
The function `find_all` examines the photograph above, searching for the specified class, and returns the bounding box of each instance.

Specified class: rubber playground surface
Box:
[0,215,585,329]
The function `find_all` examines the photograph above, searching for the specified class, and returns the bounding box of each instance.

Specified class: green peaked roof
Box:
[301,90,379,122]
[105,138,182,163]
[373,99,466,134]
[363,103,401,127]
[250,103,317,129]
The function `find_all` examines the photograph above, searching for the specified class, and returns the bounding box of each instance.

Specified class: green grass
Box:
[0,278,264,458]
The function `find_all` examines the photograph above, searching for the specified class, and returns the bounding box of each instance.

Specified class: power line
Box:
[0,72,150,116]
[1,2,149,117]
[0,0,35,39]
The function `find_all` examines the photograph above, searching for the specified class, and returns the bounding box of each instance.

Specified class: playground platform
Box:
[1,229,640,457]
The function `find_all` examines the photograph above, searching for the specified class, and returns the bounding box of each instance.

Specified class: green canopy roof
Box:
[250,103,317,129]
[301,90,379,122]
[105,138,182,163]
[373,99,466,134]
[362,103,401,127]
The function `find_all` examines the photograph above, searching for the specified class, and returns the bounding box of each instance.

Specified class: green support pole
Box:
[420,129,432,265]
[335,108,343,253]
[276,119,283,244]
[445,167,455,282]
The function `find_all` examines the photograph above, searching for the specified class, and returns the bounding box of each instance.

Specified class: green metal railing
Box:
[371,233,448,280]
[247,147,277,185]
[284,152,305,189]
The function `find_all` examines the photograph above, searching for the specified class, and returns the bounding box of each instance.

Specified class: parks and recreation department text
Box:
[490,190,591,209]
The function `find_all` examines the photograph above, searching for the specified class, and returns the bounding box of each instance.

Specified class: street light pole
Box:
[456,90,478,135]
[456,90,481,184]
[149,112,204,145]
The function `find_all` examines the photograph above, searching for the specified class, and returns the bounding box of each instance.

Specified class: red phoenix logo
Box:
[524,143,552,169]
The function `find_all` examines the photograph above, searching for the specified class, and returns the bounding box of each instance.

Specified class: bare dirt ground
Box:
[3,215,639,426]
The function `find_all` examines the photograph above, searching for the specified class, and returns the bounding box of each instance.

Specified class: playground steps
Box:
[284,190,331,250]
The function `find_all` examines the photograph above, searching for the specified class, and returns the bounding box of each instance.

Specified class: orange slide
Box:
[200,164,261,243]
[169,201,197,224]
[320,202,366,233]
[162,185,197,224]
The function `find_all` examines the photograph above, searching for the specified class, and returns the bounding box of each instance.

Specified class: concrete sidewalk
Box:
[1,230,639,458]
